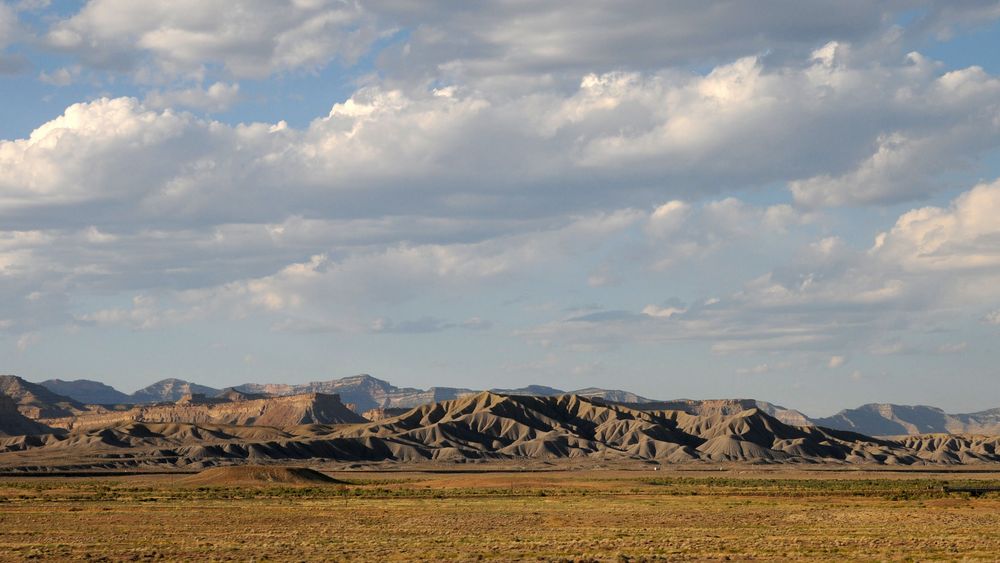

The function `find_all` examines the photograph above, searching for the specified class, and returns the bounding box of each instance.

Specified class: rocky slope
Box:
[624,399,811,426]
[2,392,999,471]
[0,375,88,418]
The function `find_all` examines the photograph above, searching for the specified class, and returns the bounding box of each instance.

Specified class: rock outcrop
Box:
[41,392,365,431]
[0,375,88,418]
[361,407,410,422]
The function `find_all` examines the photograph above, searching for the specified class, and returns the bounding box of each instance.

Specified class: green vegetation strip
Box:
[643,477,1000,499]
[0,476,998,502]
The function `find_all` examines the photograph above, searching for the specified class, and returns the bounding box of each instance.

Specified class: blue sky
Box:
[2,1,1000,415]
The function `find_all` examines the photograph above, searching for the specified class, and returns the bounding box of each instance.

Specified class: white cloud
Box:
[0,2,28,73]
[44,0,377,78]
[375,2,1000,89]
[643,197,809,271]
[16,331,40,351]
[38,1,1000,90]
[737,361,791,375]
[145,82,240,112]
[871,179,1000,273]
[38,66,79,86]
[3,7,1000,366]
[937,342,968,354]
[5,48,1000,233]
[519,178,1000,357]
[64,208,642,331]
[644,201,690,238]
[641,304,686,318]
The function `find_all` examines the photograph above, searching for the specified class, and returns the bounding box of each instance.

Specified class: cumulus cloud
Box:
[985,309,1000,325]
[56,207,641,333]
[789,64,1000,207]
[643,197,808,270]
[44,0,377,78]
[520,178,1000,357]
[5,47,999,240]
[145,82,240,112]
[871,178,1000,273]
[0,2,28,73]
[34,1,1000,91]
[15,331,40,351]
[3,2,1000,380]
[38,65,79,86]
[374,1,1000,88]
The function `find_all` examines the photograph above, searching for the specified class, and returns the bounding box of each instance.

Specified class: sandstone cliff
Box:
[42,392,365,431]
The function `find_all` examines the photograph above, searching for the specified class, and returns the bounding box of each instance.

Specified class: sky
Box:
[2,1,1000,415]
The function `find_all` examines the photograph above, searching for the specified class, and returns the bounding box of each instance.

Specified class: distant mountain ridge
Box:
[813,404,1000,436]
[131,379,221,403]
[39,379,130,405]
[15,374,1000,437]
[232,375,475,412]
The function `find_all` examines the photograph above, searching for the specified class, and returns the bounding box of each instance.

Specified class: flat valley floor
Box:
[2,464,1000,561]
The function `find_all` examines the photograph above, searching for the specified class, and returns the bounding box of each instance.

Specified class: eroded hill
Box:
[1,392,998,472]
[39,392,365,431]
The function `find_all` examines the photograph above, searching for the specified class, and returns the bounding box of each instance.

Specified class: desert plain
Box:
[2,463,1000,561]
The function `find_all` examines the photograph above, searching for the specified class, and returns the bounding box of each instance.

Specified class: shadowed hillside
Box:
[0,394,54,437]
[0,376,88,419]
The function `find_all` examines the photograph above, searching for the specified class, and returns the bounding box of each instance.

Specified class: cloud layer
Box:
[1,1,1000,405]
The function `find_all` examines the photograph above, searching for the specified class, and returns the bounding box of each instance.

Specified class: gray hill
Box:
[130,379,221,403]
[38,379,131,405]
[233,374,482,412]
[814,404,1000,436]
[25,373,1000,438]
[234,375,653,412]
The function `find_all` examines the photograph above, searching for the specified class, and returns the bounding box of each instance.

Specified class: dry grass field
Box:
[1,466,999,561]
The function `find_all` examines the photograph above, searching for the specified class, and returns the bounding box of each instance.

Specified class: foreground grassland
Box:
[1,468,999,561]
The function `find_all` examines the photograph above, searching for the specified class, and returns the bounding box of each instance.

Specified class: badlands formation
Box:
[1,380,999,472]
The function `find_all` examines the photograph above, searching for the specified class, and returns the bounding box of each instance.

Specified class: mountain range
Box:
[29,374,653,413]
[3,373,999,437]
[3,391,1000,471]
